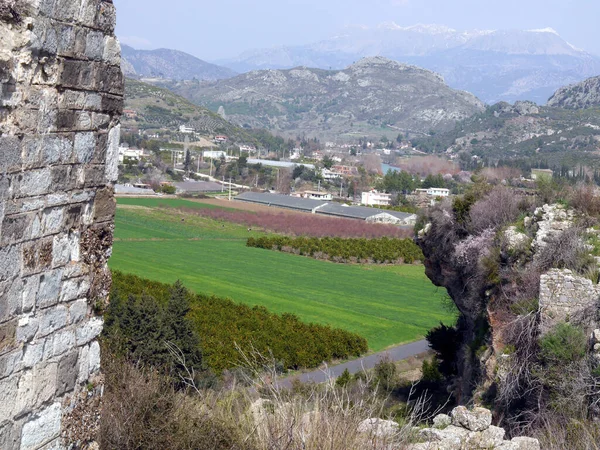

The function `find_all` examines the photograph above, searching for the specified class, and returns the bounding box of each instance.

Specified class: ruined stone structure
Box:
[539,268,600,333]
[0,0,122,448]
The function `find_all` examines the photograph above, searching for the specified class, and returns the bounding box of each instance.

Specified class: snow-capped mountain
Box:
[217,24,600,104]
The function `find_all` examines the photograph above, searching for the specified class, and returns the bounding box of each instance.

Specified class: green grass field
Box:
[110,198,454,351]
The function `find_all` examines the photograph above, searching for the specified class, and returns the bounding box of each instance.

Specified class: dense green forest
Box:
[104,272,369,374]
[246,236,424,264]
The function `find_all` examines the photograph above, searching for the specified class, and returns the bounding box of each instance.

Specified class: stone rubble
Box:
[406,406,540,450]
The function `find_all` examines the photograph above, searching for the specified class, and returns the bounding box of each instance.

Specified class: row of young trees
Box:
[104,272,369,374]
[246,236,424,264]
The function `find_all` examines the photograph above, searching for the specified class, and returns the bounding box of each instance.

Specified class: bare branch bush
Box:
[469,186,521,233]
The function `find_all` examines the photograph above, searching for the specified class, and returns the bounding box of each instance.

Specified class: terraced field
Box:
[110,198,454,351]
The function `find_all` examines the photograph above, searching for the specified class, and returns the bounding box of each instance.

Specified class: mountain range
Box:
[164,57,485,140]
[121,45,237,81]
[215,24,600,105]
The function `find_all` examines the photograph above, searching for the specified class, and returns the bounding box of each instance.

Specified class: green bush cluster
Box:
[246,236,424,264]
[107,272,368,373]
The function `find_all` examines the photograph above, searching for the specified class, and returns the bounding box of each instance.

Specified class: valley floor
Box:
[109,198,454,351]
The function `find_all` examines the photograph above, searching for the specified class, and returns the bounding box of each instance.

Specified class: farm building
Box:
[235,192,417,225]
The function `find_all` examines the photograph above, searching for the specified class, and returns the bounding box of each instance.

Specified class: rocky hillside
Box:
[166,57,485,140]
[219,24,600,104]
[418,190,600,442]
[121,45,236,81]
[412,99,600,170]
[548,75,600,109]
[123,78,251,142]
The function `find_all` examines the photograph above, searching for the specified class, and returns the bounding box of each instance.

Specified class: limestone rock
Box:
[451,406,492,432]
[357,418,399,437]
[433,413,452,429]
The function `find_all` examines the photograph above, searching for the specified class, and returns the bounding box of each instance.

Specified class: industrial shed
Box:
[235,192,417,226]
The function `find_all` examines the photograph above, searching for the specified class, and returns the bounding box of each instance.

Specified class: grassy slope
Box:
[110,198,454,351]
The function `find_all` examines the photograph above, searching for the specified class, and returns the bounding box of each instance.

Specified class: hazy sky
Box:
[114,0,600,60]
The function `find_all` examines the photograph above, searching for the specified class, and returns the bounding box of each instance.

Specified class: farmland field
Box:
[109,198,454,351]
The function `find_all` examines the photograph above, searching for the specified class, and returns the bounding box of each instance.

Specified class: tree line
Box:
[104,271,368,374]
[247,236,424,264]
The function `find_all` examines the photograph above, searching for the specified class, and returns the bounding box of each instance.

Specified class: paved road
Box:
[275,339,430,389]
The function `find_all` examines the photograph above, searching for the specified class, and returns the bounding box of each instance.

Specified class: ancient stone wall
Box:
[539,268,600,333]
[0,0,122,448]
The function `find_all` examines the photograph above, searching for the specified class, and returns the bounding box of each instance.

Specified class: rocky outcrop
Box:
[0,0,123,448]
[547,75,600,109]
[408,407,540,450]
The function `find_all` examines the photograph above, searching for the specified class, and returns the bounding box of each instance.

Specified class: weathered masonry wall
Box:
[0,0,123,448]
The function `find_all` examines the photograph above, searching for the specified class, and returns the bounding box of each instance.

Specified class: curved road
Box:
[275,339,430,389]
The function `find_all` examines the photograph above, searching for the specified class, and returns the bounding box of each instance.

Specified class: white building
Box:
[301,190,333,201]
[203,150,226,159]
[415,188,450,198]
[239,145,257,154]
[179,125,194,134]
[118,146,144,163]
[362,190,392,207]
[321,168,341,180]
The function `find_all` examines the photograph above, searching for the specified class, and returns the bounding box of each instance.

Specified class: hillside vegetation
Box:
[166,57,485,140]
[123,78,252,142]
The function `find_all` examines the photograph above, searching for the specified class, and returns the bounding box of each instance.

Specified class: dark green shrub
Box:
[540,323,587,365]
[421,358,443,383]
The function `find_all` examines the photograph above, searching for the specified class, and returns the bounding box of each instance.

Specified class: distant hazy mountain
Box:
[167,57,485,140]
[548,75,600,109]
[217,24,600,104]
[121,45,237,81]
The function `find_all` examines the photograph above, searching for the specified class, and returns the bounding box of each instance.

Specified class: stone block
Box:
[59,90,86,110]
[69,299,88,324]
[63,204,83,230]
[0,135,22,174]
[1,213,33,245]
[92,112,110,129]
[74,132,96,163]
[38,305,68,338]
[20,402,62,450]
[75,111,93,130]
[16,363,58,416]
[52,329,75,358]
[56,350,78,395]
[83,165,105,188]
[0,348,22,379]
[54,0,78,21]
[103,35,121,65]
[52,234,71,267]
[0,278,22,323]
[94,2,116,33]
[85,93,102,110]
[21,276,40,313]
[42,207,65,236]
[55,23,75,57]
[89,339,100,374]
[37,269,64,308]
[42,135,73,165]
[0,319,17,354]
[94,131,108,162]
[101,93,123,115]
[16,314,39,344]
[75,317,103,346]
[93,187,115,222]
[61,277,89,303]
[50,165,72,192]
[22,239,54,276]
[0,245,19,282]
[95,63,123,95]
[77,343,89,384]
[0,375,19,422]
[104,124,120,182]
[0,418,22,450]
[85,31,105,60]
[56,110,76,130]
[18,168,52,197]
[22,340,45,369]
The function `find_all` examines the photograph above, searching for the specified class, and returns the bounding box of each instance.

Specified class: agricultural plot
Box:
[110,198,454,351]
